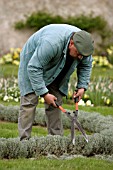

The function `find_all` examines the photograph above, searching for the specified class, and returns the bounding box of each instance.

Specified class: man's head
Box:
[69,30,94,59]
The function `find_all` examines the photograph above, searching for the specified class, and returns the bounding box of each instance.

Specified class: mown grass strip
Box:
[0,157,113,170]
[0,121,70,138]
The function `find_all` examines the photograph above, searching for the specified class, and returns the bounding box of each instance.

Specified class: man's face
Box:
[68,39,83,60]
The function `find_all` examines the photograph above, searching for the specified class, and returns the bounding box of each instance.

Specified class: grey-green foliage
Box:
[78,110,113,133]
[34,108,46,126]
[0,133,113,159]
[0,136,70,159]
[0,104,113,134]
[82,133,113,156]
[0,105,46,126]
[0,138,29,159]
[0,104,19,123]
[0,104,70,127]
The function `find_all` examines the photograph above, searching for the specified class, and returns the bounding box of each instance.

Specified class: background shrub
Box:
[14,11,113,50]
[14,11,108,34]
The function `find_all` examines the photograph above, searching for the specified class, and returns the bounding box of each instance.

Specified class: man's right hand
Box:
[43,93,57,107]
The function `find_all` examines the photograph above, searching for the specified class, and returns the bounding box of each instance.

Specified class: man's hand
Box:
[73,88,85,102]
[43,93,57,107]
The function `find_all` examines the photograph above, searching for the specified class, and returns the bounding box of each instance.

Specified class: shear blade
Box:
[73,118,88,143]
[71,121,75,145]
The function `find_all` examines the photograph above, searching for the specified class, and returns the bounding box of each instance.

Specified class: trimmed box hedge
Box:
[0,104,113,133]
[0,134,113,159]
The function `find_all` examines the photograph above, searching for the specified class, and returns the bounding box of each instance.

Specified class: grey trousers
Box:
[18,84,63,140]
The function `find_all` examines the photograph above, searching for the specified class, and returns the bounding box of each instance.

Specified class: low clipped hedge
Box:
[0,134,113,159]
[0,104,113,132]
[0,104,71,128]
[0,104,113,159]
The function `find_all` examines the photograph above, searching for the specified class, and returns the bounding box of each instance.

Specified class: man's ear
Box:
[69,39,74,48]
[69,39,74,49]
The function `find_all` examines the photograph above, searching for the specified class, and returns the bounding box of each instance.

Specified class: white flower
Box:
[86,100,92,106]
[78,99,85,106]
[9,96,13,100]
[3,95,9,101]
[14,98,19,102]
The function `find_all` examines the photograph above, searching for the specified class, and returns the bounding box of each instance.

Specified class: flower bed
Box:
[0,76,113,106]
[0,48,21,65]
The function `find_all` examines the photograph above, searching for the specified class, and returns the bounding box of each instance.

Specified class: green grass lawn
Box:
[0,157,113,170]
[1,64,113,79]
[63,104,113,116]
[0,64,18,78]
[91,67,113,79]
[0,121,71,139]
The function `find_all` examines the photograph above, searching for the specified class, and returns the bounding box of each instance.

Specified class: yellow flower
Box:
[3,54,12,63]
[92,60,96,67]
[108,64,113,68]
[68,90,73,96]
[93,56,99,61]
[13,51,19,59]
[84,94,89,99]
[39,97,44,104]
[0,58,5,64]
[12,60,20,66]
[107,48,112,55]
[16,48,21,53]
[106,99,110,105]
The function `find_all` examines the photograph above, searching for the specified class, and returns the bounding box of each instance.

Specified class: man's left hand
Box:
[73,88,85,102]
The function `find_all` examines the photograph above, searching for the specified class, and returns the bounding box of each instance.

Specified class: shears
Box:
[55,97,88,145]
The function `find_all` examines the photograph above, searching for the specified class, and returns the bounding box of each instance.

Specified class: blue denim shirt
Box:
[18,24,93,96]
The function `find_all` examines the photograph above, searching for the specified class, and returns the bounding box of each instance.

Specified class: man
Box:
[18,24,94,140]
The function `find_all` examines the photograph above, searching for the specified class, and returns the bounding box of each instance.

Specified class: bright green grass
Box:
[91,67,113,80]
[63,104,113,116]
[0,121,70,138]
[79,105,113,116]
[0,157,113,170]
[0,64,113,79]
[71,67,113,80]
[0,64,18,78]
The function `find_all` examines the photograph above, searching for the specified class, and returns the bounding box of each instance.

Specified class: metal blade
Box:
[71,119,75,145]
[73,117,88,143]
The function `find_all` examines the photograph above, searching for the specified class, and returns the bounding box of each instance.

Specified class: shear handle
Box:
[74,97,79,111]
[55,101,66,113]
[74,96,79,103]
